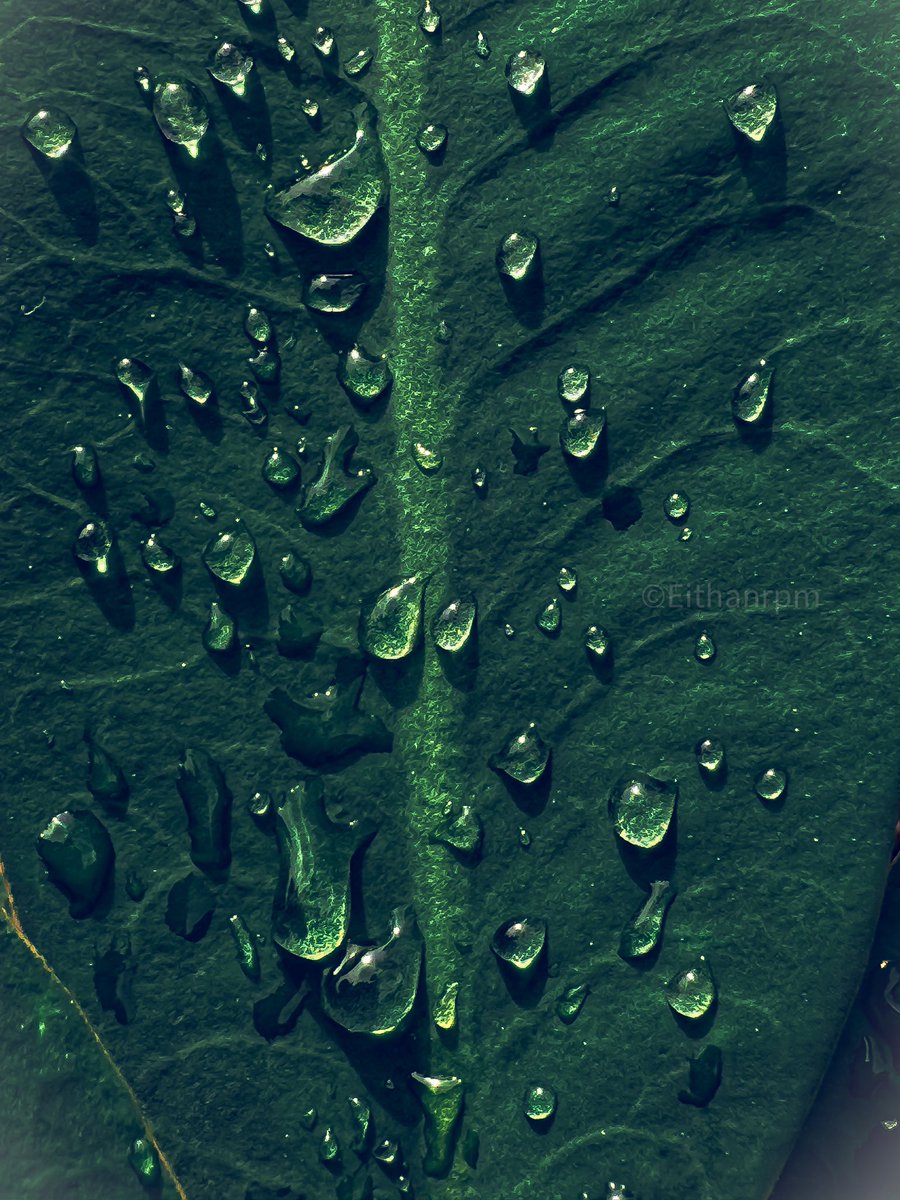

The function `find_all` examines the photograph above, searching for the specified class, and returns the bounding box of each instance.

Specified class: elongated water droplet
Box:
[492,917,546,972]
[244,305,271,344]
[338,343,393,406]
[203,527,256,586]
[298,425,375,527]
[755,766,787,801]
[558,363,590,406]
[199,501,216,520]
[360,576,424,660]
[496,231,538,281]
[524,1084,556,1122]
[178,363,214,406]
[276,35,295,61]
[23,108,75,158]
[304,272,366,313]
[344,47,374,77]
[416,122,447,154]
[128,1137,161,1186]
[619,880,675,959]
[239,379,267,427]
[694,629,716,662]
[71,444,99,490]
[177,748,232,874]
[279,551,311,594]
[608,768,677,850]
[665,956,716,1019]
[410,1073,464,1176]
[585,624,612,662]
[696,737,725,779]
[262,446,300,489]
[679,1044,723,1107]
[323,906,423,1035]
[348,1095,372,1153]
[557,566,577,593]
[433,803,483,858]
[664,491,690,522]
[85,731,128,814]
[152,78,209,157]
[474,30,491,59]
[141,532,179,574]
[74,519,113,575]
[266,101,387,245]
[412,442,442,473]
[506,48,545,95]
[134,66,152,95]
[203,601,235,653]
[318,1127,340,1164]
[556,982,589,1024]
[560,407,605,459]
[725,81,777,142]
[491,723,549,785]
[418,0,441,34]
[733,364,773,424]
[37,811,114,916]
[432,596,476,653]
[208,41,253,95]
[433,981,459,1030]
[312,26,336,59]
[536,597,561,636]
[227,913,259,979]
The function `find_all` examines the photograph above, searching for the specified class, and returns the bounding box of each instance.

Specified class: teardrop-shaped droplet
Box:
[208,41,254,95]
[304,272,366,314]
[318,1127,340,1164]
[344,47,374,77]
[505,48,545,95]
[74,519,113,574]
[733,364,773,425]
[524,1084,556,1122]
[360,576,424,660]
[560,407,605,459]
[141,532,179,575]
[490,723,549,785]
[432,596,476,653]
[338,343,393,406]
[203,527,257,586]
[557,566,577,593]
[322,906,423,1035]
[536,597,561,636]
[416,122,447,154]
[22,107,76,158]
[178,363,214,406]
[244,305,272,344]
[618,879,675,959]
[203,601,236,653]
[312,25,337,59]
[491,916,546,972]
[115,356,154,405]
[128,1137,161,1186]
[37,810,114,917]
[474,30,491,59]
[71,444,100,490]
[433,980,459,1031]
[276,35,295,61]
[556,982,589,1024]
[410,1073,464,1177]
[262,446,300,489]
[584,623,612,662]
[134,66,153,96]
[724,81,777,142]
[433,804,483,859]
[665,956,716,1019]
[266,101,387,245]
[696,737,725,779]
[755,766,787,801]
[608,768,677,850]
[694,630,716,662]
[418,0,441,34]
[152,78,209,157]
[298,425,376,527]
[412,442,443,473]
[278,551,311,594]
[664,491,690,522]
[496,231,538,281]
[557,363,590,406]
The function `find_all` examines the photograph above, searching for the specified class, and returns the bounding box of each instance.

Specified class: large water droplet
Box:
[755,766,787,801]
[74,519,113,574]
[304,273,366,314]
[416,122,447,154]
[432,596,476,653]
[665,956,716,1019]
[496,231,539,281]
[505,48,545,95]
[418,0,441,34]
[178,363,214,406]
[724,81,777,142]
[208,41,254,95]
[177,749,232,874]
[433,980,459,1030]
[152,78,209,157]
[71,444,99,491]
[556,982,589,1024]
[141,532,179,575]
[536,597,561,636]
[323,906,423,1035]
[524,1084,556,1122]
[262,446,300,489]
[22,107,76,158]
[298,425,375,527]
[558,363,590,406]
[733,364,773,425]
[360,576,424,660]
[203,527,256,587]
[37,811,114,916]
[694,629,716,662]
[664,491,690,522]
[491,723,549,785]
[696,736,725,779]
[266,102,387,245]
[491,917,546,972]
[410,1073,464,1176]
[560,408,605,459]
[618,879,675,959]
[338,343,393,406]
[608,768,677,850]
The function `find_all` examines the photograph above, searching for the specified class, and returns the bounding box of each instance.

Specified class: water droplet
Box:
[263,241,277,261]
[733,365,773,425]
[228,913,260,979]
[71,443,99,490]
[338,343,393,406]
[152,78,209,157]
[524,1084,556,1122]
[178,363,214,406]
[755,766,787,801]
[560,407,606,459]
[433,804,483,859]
[239,379,267,426]
[435,319,453,343]
[298,425,375,527]
[619,879,675,960]
[474,30,491,59]
[558,363,590,406]
[694,630,716,662]
[141,532,179,574]
[504,622,516,639]
[323,906,423,1035]
[491,723,549,785]
[505,48,545,95]
[344,47,374,77]
[203,527,257,587]
[177,749,232,874]
[302,97,320,119]
[134,66,152,95]
[277,604,323,658]
[416,122,447,154]
[84,731,128,814]
[696,737,725,779]
[471,464,488,494]
[279,551,311,594]
[276,35,295,60]
[418,0,441,34]
[536,597,561,636]
[360,576,424,660]
[208,41,253,95]
[518,826,531,848]
[74,519,113,574]
[665,956,716,1020]
[510,426,549,474]
[198,500,216,520]
[556,982,589,1024]
[115,356,154,414]
[724,81,777,143]
[496,230,539,281]
[608,768,677,850]
[244,305,271,344]
[37,810,114,916]
[166,188,196,236]
[237,0,263,12]
[203,601,236,653]
[22,108,75,158]
[433,980,459,1030]
[304,272,366,313]
[678,526,693,542]
[300,1107,318,1131]
[373,1138,398,1165]
[128,1138,161,1186]
[584,624,611,663]
[412,442,443,473]
[318,1127,340,1164]
[410,1073,464,1176]
[679,1044,723,1107]
[266,101,387,245]
[491,917,546,972]
[557,566,577,593]
[664,491,690,522]
[250,346,281,384]
[247,790,271,819]
[432,596,476,653]
[261,446,300,490]
[607,184,620,205]
[348,1095,373,1153]
[312,26,337,59]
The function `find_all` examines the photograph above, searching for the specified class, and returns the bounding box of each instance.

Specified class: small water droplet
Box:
[755,766,787,801]
[208,41,254,95]
[433,980,459,1030]
[312,26,337,59]
[304,272,366,313]
[664,491,690,522]
[557,363,590,406]
[536,597,561,636]
[433,804,483,858]
[203,528,257,587]
[491,723,549,785]
[263,241,277,260]
[134,66,152,95]
[696,737,725,779]
[348,1095,372,1154]
[432,597,476,653]
[474,30,491,59]
[510,426,549,474]
[608,768,677,850]
[694,630,716,662]
[491,917,546,972]
[680,1044,723,1107]
[503,622,515,638]
[412,442,443,474]
[318,1127,340,1164]
[435,319,453,343]
[300,1106,318,1131]
[373,1137,398,1164]
[556,982,589,1024]
[244,305,272,344]
[178,363,214,406]
[418,0,441,34]
[248,346,280,383]
[733,365,773,425]
[724,81,777,142]
[560,407,605,459]
[338,343,393,406]
[607,184,620,205]
[152,78,209,157]
[505,47,545,95]
[22,108,76,158]
[619,879,675,959]
[128,1137,161,1186]
[665,956,716,1019]
[277,35,295,61]
[141,532,179,575]
[279,551,311,594]
[247,790,271,818]
[71,444,99,490]
[557,566,577,593]
[203,601,236,653]
[471,464,488,494]
[198,500,216,520]
[237,0,263,12]
[115,356,154,405]
[518,826,531,848]
[255,141,268,162]
[524,1084,556,1122]
[496,230,539,281]
[678,526,693,542]
[584,624,611,662]
[344,48,374,77]
[302,97,320,119]
[74,519,113,574]
[262,446,300,489]
[239,380,267,427]
[416,122,447,154]
[360,576,424,660]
